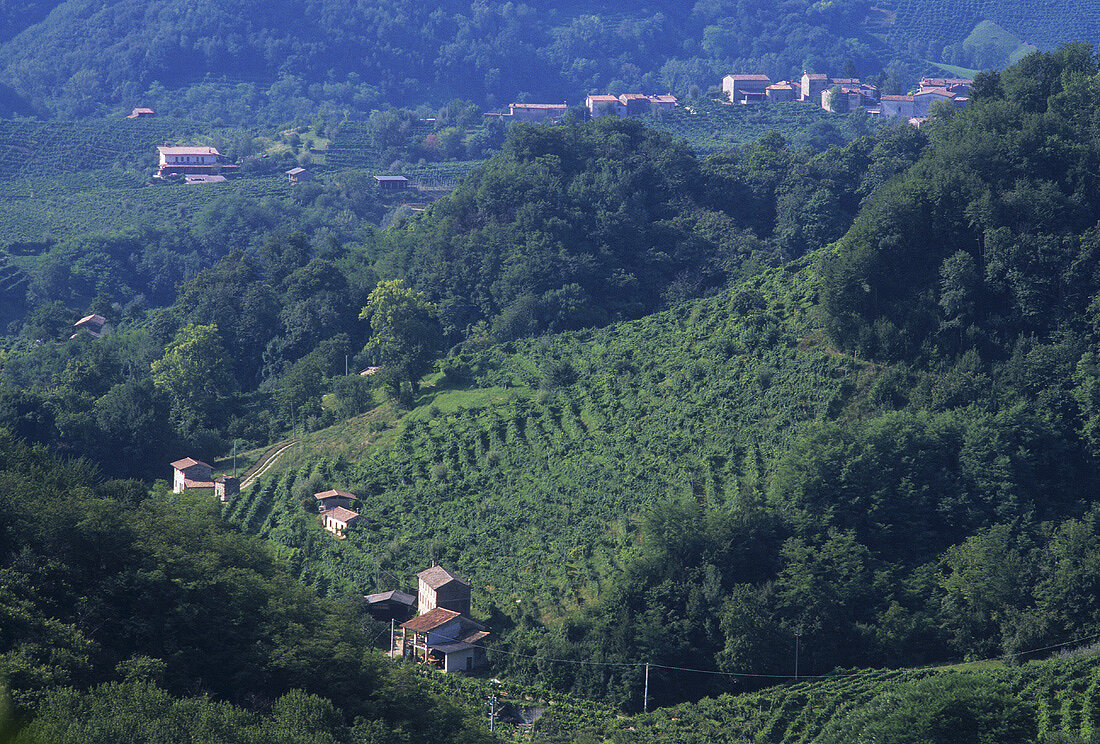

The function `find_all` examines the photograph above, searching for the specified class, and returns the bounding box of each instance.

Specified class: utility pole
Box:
[345,354,349,376]
[488,694,497,732]
[232,440,238,478]
[643,662,650,713]
[390,618,395,658]
[794,629,802,680]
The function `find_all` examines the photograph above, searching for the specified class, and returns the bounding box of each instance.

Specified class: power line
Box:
[405,625,1100,683]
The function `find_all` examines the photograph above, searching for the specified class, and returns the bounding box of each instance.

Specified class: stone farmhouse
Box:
[722,74,772,103]
[485,102,569,123]
[394,564,489,673]
[320,506,359,538]
[171,457,214,493]
[169,457,238,499]
[585,93,677,118]
[820,82,881,112]
[880,77,971,120]
[315,489,356,512]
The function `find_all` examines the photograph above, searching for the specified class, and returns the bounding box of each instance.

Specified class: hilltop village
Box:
[723,71,972,123]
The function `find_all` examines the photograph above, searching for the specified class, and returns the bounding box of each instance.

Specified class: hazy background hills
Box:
[0,0,1096,120]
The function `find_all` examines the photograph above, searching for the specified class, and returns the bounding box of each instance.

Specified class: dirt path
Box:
[241,439,299,489]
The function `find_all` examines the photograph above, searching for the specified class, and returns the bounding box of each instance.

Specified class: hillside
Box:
[532,651,1100,743]
[188,45,1100,717]
[0,0,889,120]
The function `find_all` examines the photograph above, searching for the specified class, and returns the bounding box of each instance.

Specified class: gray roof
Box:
[417,565,470,589]
[374,175,408,182]
[365,590,415,606]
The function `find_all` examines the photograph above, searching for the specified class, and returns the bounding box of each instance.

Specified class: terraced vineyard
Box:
[876,0,1100,49]
[223,262,859,614]
[0,171,294,244]
[535,653,1100,743]
[0,118,241,181]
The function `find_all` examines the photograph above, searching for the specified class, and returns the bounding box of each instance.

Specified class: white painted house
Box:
[158,146,221,167]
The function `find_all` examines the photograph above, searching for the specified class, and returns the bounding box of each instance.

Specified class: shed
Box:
[374,175,409,190]
[128,107,156,119]
[365,590,417,621]
[315,489,356,512]
[214,475,240,502]
[287,167,314,183]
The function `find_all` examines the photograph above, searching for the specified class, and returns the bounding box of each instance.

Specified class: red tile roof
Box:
[916,87,955,98]
[75,313,106,328]
[322,506,359,523]
[880,95,914,101]
[401,607,461,632]
[727,74,771,81]
[315,489,356,500]
[171,457,211,470]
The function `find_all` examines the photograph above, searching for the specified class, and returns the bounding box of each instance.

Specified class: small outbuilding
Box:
[127,107,156,119]
[365,590,417,622]
[214,475,240,502]
[71,313,108,339]
[374,175,408,191]
[315,489,356,513]
[184,174,227,184]
[287,167,314,183]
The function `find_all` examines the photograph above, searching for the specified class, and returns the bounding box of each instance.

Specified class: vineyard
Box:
[0,171,295,245]
[221,260,859,615]
[874,0,1100,49]
[528,652,1100,743]
[0,118,242,181]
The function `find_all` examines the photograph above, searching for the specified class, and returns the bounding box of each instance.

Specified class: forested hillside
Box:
[202,45,1100,715]
[0,0,884,119]
[7,41,1100,742]
[0,429,493,743]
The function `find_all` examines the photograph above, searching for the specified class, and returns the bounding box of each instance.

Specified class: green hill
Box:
[0,0,883,120]
[878,0,1100,63]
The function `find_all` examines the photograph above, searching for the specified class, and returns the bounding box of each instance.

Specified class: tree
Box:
[150,323,235,431]
[359,280,441,390]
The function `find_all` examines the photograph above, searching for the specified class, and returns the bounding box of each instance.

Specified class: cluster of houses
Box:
[170,452,487,672]
[366,563,490,674]
[484,94,679,124]
[722,71,971,123]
